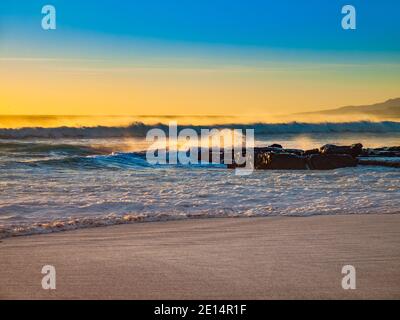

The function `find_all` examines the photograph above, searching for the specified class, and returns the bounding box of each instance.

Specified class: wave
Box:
[0,211,250,239]
[2,207,399,239]
[10,151,225,170]
[1,121,400,139]
[0,141,107,155]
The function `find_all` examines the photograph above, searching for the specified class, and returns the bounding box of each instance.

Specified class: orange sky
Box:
[1,56,400,118]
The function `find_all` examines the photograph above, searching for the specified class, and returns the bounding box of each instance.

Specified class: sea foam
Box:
[1,121,400,139]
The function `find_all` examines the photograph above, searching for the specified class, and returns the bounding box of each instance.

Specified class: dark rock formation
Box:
[238,151,308,170]
[320,143,363,158]
[308,154,357,170]
[282,148,304,156]
[266,153,309,170]
[387,146,400,152]
[220,142,400,170]
[254,152,269,169]
[254,146,283,154]
[362,146,400,157]
[303,148,320,156]
[268,143,283,149]
[358,159,400,168]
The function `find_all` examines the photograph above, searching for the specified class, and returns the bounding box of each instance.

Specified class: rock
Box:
[254,147,283,154]
[219,143,400,170]
[303,148,320,156]
[308,154,357,170]
[352,143,363,151]
[360,147,400,157]
[358,159,400,168]
[268,143,283,149]
[253,152,308,170]
[264,153,309,170]
[372,151,399,157]
[253,152,269,169]
[360,148,375,156]
[320,143,363,158]
[282,148,304,156]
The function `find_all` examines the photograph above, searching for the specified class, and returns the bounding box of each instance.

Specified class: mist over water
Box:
[1,113,400,129]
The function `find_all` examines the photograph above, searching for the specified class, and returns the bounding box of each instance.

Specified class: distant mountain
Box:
[298,98,400,119]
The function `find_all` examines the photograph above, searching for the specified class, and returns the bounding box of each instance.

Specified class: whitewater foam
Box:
[1,121,400,139]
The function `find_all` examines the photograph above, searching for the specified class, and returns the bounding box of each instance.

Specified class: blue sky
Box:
[1,0,400,54]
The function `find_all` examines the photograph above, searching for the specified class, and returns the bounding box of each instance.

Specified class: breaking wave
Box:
[1,121,400,139]
[18,152,151,170]
[5,151,225,170]
[0,141,108,155]
[0,212,241,239]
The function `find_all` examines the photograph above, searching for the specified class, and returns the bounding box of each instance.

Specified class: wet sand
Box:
[1,214,400,299]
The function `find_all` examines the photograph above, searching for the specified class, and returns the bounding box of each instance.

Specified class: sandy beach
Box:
[1,214,400,300]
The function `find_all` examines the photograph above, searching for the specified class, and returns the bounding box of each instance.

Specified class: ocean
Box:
[1,121,400,238]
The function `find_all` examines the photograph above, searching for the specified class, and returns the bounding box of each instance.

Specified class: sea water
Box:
[1,122,400,238]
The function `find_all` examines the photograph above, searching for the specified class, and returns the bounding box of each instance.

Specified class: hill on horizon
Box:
[297,98,400,119]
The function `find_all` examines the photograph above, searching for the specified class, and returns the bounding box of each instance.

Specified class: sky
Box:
[0,0,400,118]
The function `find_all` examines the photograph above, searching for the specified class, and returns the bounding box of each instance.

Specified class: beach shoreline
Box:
[1,214,400,299]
